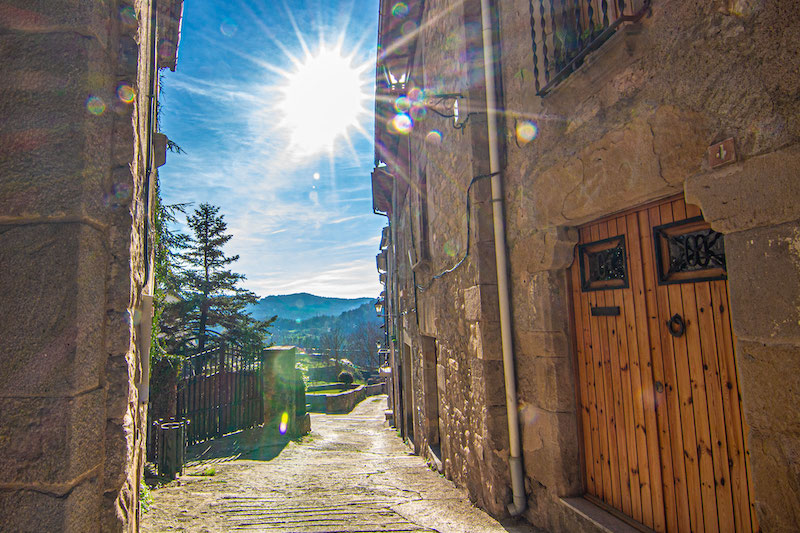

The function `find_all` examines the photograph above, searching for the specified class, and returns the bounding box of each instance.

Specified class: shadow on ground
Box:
[185,424,293,465]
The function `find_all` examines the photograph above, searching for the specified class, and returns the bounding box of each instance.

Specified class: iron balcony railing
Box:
[529,0,651,95]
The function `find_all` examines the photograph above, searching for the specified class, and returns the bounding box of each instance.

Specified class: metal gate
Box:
[569,196,758,532]
[176,345,264,445]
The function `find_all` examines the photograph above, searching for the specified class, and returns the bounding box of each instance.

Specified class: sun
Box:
[277,46,369,155]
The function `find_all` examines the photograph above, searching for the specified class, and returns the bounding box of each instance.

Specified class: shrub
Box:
[337,371,354,386]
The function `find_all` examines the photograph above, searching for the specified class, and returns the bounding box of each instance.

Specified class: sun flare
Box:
[278,46,368,155]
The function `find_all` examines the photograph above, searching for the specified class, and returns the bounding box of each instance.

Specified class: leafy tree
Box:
[348,318,383,368]
[172,203,274,355]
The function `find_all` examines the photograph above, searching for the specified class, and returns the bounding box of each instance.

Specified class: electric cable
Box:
[416,171,499,291]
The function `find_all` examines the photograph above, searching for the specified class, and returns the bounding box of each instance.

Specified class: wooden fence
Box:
[176,345,264,445]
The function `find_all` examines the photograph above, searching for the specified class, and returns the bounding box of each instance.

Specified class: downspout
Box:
[138,0,159,405]
[479,0,526,516]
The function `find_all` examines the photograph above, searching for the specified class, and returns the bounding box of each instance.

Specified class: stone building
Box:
[372,0,800,531]
[0,0,182,530]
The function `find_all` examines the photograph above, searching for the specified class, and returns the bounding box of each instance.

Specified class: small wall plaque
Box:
[708,138,736,169]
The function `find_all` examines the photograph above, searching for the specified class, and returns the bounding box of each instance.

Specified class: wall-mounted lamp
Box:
[375,299,384,316]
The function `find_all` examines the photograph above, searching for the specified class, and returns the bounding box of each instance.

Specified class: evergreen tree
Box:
[176,203,274,354]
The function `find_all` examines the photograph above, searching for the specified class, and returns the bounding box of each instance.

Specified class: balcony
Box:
[530,0,650,95]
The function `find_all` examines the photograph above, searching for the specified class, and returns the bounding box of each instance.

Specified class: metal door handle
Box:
[667,313,685,338]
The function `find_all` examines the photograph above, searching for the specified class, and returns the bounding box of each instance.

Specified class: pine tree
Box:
[176,203,273,354]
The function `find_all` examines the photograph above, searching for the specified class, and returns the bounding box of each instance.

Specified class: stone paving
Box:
[142,395,537,532]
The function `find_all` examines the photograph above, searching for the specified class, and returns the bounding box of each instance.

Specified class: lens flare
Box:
[516,120,538,144]
[313,172,320,180]
[394,96,411,113]
[518,402,540,426]
[444,241,457,257]
[86,96,106,116]
[116,84,135,104]
[410,104,427,120]
[401,20,418,35]
[220,17,238,37]
[407,87,424,102]
[391,2,409,17]
[391,113,413,134]
[279,411,290,435]
[426,130,442,144]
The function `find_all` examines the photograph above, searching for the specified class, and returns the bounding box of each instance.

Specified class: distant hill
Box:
[247,292,374,321]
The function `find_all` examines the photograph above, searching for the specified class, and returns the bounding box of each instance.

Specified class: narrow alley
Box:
[141,396,535,533]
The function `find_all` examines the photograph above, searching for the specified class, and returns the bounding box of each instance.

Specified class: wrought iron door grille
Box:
[653,216,727,285]
[528,0,651,95]
[578,235,629,292]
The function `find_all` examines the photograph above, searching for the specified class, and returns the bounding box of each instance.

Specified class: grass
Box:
[140,480,153,513]
[305,387,347,395]
[187,467,216,477]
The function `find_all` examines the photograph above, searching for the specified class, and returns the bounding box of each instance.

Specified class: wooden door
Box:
[569,196,758,532]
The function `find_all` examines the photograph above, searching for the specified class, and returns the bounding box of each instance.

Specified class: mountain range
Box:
[247,292,375,321]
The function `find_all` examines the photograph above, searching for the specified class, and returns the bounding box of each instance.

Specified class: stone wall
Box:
[379,0,800,531]
[0,1,179,530]
[307,383,386,414]
[496,1,800,530]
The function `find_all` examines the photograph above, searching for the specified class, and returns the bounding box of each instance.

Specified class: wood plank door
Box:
[569,196,758,532]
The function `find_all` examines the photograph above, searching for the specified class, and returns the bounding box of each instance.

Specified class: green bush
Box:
[337,371,354,386]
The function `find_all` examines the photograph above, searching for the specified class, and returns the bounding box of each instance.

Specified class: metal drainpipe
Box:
[391,163,400,431]
[138,0,159,404]
[479,0,526,516]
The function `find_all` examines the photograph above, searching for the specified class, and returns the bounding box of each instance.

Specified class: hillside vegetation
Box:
[247,293,374,321]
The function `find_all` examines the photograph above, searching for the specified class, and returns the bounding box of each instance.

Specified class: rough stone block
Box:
[0,223,108,396]
[737,340,800,434]
[747,428,800,532]
[509,226,578,274]
[517,355,576,413]
[468,321,502,362]
[515,329,571,359]
[471,197,495,244]
[517,270,570,333]
[483,404,510,451]
[464,285,481,321]
[648,105,708,185]
[104,353,135,420]
[726,222,800,342]
[0,389,104,485]
[103,411,135,493]
[480,360,506,407]
[0,31,115,220]
[463,283,500,324]
[686,144,800,234]
[475,240,498,284]
[0,0,114,47]
[0,475,100,533]
[521,408,582,495]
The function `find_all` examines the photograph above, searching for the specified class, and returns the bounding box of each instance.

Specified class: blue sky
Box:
[158,0,383,299]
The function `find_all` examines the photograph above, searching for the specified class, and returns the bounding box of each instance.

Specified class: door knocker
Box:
[667,313,686,338]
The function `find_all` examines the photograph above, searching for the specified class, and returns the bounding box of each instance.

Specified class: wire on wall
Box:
[416,171,499,292]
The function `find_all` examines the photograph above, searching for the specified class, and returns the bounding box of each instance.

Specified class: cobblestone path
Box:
[142,395,535,533]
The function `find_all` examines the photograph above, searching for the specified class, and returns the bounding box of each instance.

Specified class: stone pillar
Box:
[262,346,298,435]
[0,1,162,531]
[509,226,583,530]
[686,144,800,532]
